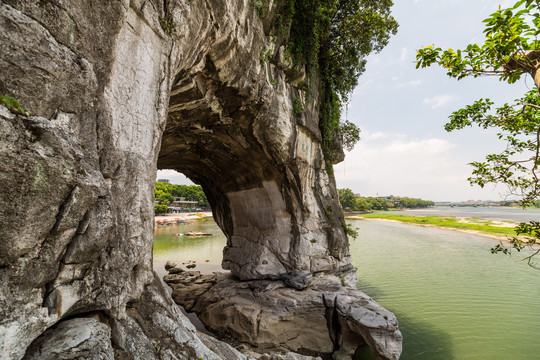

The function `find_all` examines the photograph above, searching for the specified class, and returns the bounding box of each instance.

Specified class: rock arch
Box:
[0,1,400,359]
[158,50,352,281]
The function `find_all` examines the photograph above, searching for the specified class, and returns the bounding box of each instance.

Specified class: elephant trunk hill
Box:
[0,1,402,359]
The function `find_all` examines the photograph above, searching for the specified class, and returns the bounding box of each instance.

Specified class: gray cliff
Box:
[0,1,401,359]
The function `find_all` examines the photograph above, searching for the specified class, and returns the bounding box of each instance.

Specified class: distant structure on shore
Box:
[168,197,200,213]
[157,178,170,183]
[435,200,519,207]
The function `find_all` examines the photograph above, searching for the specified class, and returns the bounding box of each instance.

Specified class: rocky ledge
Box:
[164,269,402,360]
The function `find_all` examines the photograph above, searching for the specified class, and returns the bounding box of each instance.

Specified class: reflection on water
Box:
[153,215,540,360]
[153,219,227,279]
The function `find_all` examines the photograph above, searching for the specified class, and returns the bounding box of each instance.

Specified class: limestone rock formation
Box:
[0,0,401,359]
[165,270,402,360]
[23,317,115,360]
[157,11,353,281]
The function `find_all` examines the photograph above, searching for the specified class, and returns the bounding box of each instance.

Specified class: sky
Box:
[158,0,531,202]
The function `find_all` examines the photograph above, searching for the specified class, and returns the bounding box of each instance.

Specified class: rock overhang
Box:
[0,0,402,359]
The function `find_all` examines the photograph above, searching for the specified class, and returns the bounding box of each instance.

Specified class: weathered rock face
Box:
[0,0,401,359]
[165,270,402,360]
[156,4,352,280]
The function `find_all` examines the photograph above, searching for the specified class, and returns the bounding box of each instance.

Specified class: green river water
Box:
[153,211,540,360]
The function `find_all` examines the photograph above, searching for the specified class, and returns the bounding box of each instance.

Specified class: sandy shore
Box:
[155,211,213,223]
[345,215,513,242]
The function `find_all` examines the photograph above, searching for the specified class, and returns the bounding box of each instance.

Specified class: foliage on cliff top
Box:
[273,0,398,164]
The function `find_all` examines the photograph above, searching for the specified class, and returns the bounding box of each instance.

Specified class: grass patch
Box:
[358,213,517,236]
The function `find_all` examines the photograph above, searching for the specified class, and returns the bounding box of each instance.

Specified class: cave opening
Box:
[153,48,353,283]
[155,63,297,281]
[152,169,226,277]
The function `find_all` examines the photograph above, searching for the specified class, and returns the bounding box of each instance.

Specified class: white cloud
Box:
[363,131,390,140]
[396,80,422,88]
[400,47,408,62]
[334,133,492,201]
[383,138,455,155]
[424,94,457,108]
[362,131,408,141]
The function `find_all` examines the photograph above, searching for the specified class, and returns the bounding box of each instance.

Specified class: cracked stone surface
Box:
[0,0,401,359]
[22,317,115,360]
[165,270,402,360]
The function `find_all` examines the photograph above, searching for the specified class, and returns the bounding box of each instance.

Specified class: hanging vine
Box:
[263,0,398,169]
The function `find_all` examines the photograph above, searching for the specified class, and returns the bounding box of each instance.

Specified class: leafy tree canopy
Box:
[283,0,398,164]
[416,0,540,205]
[154,182,209,208]
[337,189,434,211]
[416,0,540,262]
[416,1,540,84]
[337,188,357,209]
[154,204,168,215]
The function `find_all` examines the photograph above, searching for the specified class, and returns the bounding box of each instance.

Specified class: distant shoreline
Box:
[345,215,516,242]
[155,212,213,224]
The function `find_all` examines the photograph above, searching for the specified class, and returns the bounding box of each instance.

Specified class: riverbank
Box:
[345,213,519,241]
[155,212,213,224]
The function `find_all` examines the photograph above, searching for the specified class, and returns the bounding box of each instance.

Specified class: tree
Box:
[366,197,388,210]
[154,204,168,215]
[491,221,540,269]
[338,188,357,209]
[416,0,540,262]
[355,197,371,211]
[398,197,435,209]
[154,182,210,209]
[156,193,174,206]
